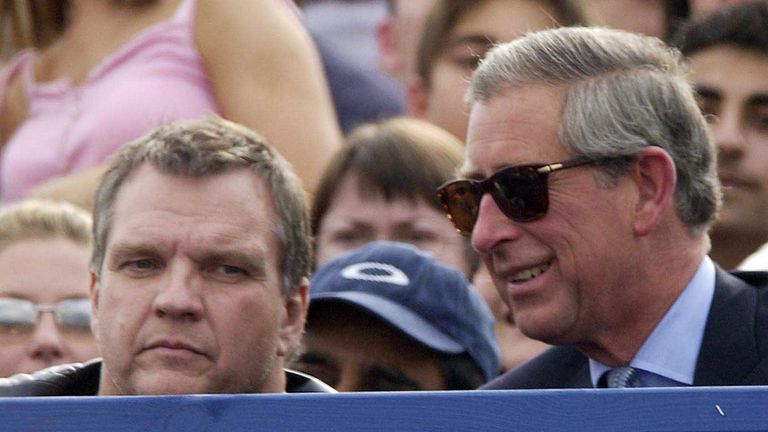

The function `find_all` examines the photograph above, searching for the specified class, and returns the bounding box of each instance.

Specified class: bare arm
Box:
[195,0,343,195]
[27,162,107,211]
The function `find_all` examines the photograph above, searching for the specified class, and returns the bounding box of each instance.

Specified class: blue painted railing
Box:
[3,387,768,431]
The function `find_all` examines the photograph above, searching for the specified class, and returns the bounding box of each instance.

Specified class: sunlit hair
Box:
[91,117,310,295]
[0,199,92,250]
[469,27,720,235]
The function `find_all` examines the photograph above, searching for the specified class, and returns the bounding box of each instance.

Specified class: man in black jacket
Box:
[437,26,768,389]
[1,118,333,396]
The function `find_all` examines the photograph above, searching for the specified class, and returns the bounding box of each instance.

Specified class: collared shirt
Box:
[739,242,768,270]
[589,257,716,387]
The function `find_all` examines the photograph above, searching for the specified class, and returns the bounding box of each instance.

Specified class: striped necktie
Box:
[599,367,688,388]
[605,366,641,388]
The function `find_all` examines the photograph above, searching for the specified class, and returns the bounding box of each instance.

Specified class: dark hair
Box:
[1,0,157,53]
[663,0,690,41]
[310,117,479,276]
[670,1,768,56]
[439,353,486,390]
[416,0,589,87]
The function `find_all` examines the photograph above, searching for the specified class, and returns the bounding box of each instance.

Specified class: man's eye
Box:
[695,95,719,120]
[407,231,436,243]
[205,265,250,282]
[448,54,482,72]
[332,230,368,244]
[217,265,246,275]
[292,353,339,389]
[122,259,161,277]
[748,111,768,133]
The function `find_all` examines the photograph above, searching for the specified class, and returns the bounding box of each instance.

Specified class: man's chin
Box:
[129,370,210,395]
[513,312,572,346]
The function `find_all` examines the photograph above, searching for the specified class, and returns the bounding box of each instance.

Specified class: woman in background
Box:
[0,200,98,376]
[0,0,341,207]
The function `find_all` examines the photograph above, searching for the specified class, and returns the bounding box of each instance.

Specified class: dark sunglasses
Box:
[0,297,91,336]
[437,156,621,236]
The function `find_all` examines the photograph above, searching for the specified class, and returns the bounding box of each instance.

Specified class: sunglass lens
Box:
[492,169,549,222]
[55,299,92,328]
[0,299,36,333]
[439,181,481,235]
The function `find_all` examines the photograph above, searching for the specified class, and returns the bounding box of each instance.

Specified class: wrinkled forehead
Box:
[688,45,768,105]
[106,164,280,260]
[461,87,568,178]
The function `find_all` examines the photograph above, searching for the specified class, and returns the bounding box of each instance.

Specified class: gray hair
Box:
[91,117,311,295]
[468,27,720,235]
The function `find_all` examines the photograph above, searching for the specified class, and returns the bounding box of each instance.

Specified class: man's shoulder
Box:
[481,346,589,390]
[285,369,336,393]
[0,362,335,396]
[722,269,768,289]
[715,269,768,316]
[695,268,768,385]
[0,359,102,397]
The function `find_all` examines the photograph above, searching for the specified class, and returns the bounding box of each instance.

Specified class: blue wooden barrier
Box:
[3,387,768,431]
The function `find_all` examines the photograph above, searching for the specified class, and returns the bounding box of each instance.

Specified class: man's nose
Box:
[152,261,204,321]
[472,194,523,254]
[713,112,747,159]
[334,368,362,392]
[27,313,65,364]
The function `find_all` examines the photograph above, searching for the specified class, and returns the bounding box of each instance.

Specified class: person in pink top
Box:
[0,0,341,207]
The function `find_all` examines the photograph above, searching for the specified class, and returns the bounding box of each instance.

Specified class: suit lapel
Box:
[694,268,760,385]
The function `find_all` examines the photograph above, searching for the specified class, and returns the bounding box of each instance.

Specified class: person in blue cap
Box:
[292,241,500,391]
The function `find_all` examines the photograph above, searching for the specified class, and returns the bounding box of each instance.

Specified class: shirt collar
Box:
[589,257,716,387]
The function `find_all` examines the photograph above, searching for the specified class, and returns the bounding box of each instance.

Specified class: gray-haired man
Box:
[437,27,768,389]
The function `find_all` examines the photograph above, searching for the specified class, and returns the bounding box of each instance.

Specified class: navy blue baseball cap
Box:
[309,241,500,382]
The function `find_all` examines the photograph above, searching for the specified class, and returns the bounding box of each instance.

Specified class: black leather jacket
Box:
[0,359,335,396]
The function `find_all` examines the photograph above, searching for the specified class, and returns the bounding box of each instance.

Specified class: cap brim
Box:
[310,291,464,354]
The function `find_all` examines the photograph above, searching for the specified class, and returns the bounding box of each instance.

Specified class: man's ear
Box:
[629,146,677,237]
[376,17,401,78]
[277,278,309,358]
[406,75,429,117]
[89,272,100,341]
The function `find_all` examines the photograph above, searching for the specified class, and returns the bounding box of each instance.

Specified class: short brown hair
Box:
[91,117,311,295]
[416,0,589,87]
[311,117,479,276]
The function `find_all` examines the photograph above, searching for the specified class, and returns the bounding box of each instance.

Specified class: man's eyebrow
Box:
[747,93,768,107]
[198,250,268,276]
[445,34,495,49]
[694,85,721,101]
[108,243,162,263]
[0,291,30,301]
[363,365,422,390]
[457,167,485,181]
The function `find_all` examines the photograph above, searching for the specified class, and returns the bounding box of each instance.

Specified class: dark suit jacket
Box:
[482,268,768,389]
[0,359,336,396]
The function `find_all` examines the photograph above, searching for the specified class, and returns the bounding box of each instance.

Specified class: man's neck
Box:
[577,234,709,366]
